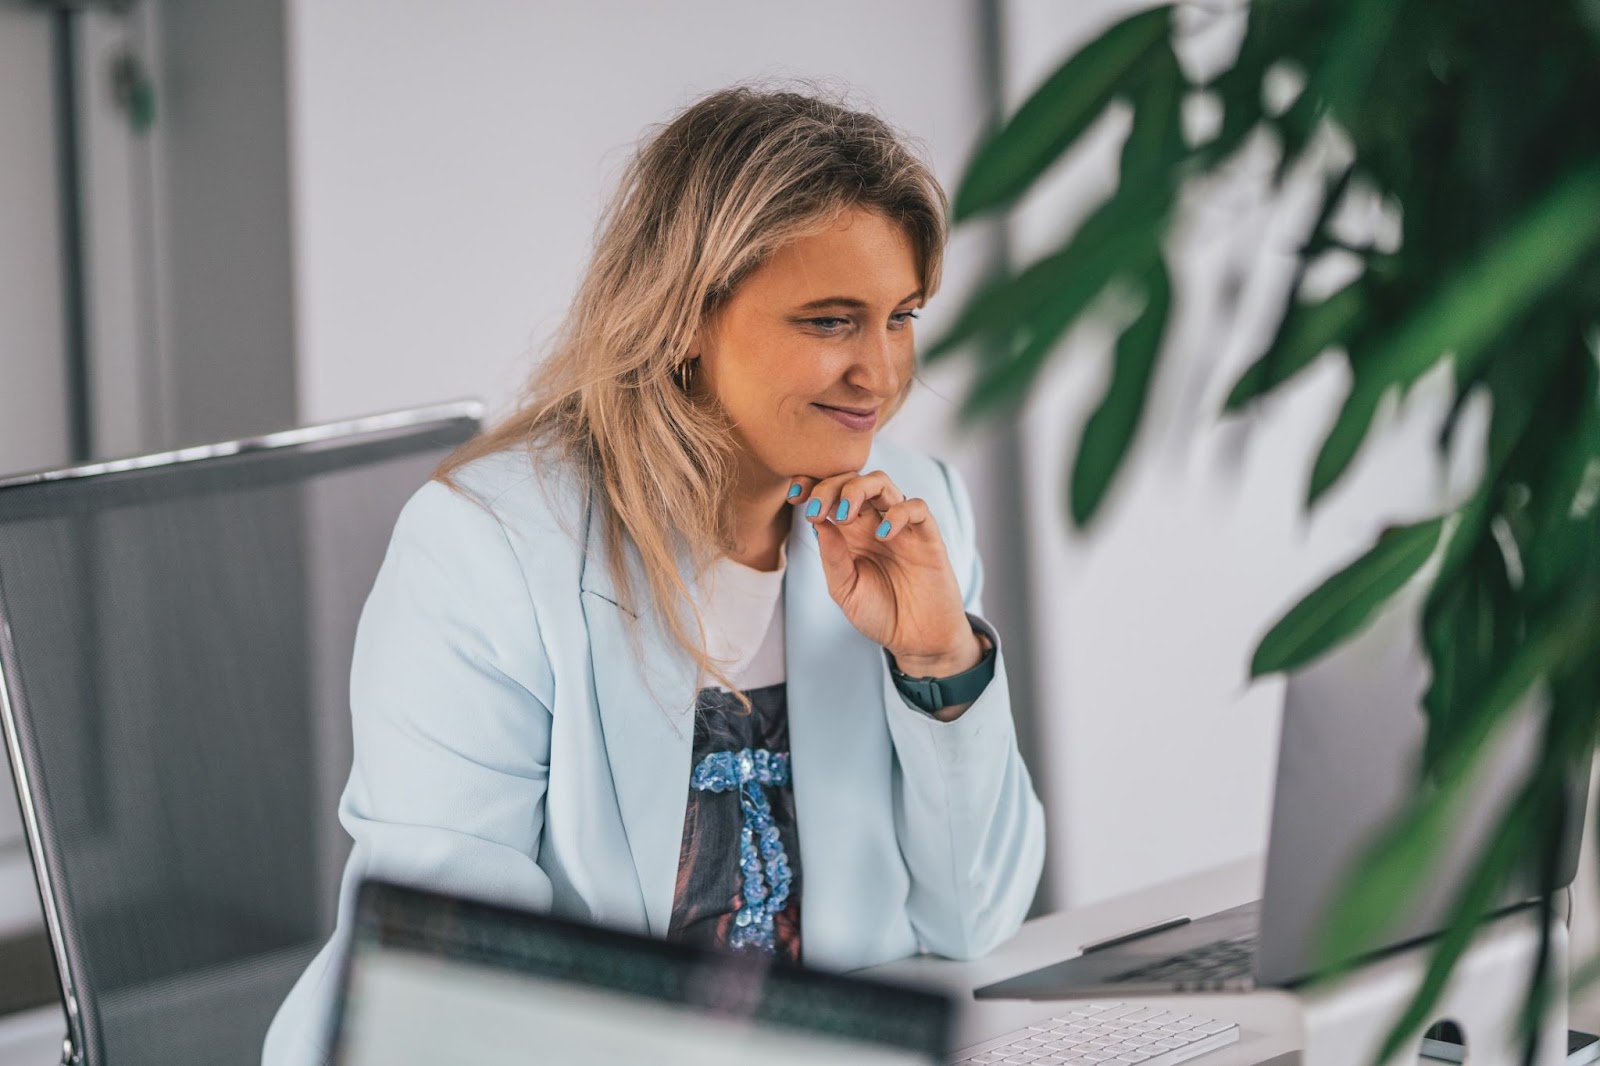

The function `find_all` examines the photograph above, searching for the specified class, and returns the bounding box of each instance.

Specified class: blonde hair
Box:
[437,82,948,698]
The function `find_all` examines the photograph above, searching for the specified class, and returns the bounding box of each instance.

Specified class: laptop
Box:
[976,590,1590,1000]
[329,878,955,1065]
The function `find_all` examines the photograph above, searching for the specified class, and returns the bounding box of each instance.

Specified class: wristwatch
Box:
[890,631,996,714]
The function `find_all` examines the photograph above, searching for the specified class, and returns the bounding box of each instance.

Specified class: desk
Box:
[859,856,1301,1065]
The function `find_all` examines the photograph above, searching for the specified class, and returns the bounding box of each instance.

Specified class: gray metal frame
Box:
[0,621,80,1066]
[0,400,483,1065]
[0,399,483,490]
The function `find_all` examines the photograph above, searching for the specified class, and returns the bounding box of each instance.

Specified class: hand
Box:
[788,471,983,678]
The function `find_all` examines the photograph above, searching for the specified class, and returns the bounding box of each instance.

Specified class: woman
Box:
[264,85,1044,1065]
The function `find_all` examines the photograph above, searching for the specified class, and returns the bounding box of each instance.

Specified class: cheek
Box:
[751,347,834,416]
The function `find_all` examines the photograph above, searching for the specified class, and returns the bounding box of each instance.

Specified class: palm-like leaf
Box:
[952,7,1172,221]
[1249,517,1444,677]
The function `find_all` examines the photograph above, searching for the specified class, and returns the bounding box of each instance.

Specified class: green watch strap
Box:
[890,634,996,714]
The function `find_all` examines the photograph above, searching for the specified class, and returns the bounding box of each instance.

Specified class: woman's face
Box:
[695,207,923,485]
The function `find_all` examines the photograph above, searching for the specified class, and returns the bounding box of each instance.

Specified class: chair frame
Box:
[0,400,483,1065]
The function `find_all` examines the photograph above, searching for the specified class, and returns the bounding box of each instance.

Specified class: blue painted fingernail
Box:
[805,498,821,518]
[787,483,802,499]
[812,524,819,539]
[877,519,892,538]
[835,499,850,521]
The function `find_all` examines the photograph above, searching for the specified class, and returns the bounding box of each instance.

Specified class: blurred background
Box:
[2,0,1595,1059]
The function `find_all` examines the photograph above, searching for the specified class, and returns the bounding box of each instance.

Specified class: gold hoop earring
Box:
[677,357,698,393]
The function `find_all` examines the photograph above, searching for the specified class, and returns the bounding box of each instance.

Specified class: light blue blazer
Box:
[263,436,1045,1066]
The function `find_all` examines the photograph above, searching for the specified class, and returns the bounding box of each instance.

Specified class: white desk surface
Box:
[7,850,1592,1065]
[859,855,1303,1065]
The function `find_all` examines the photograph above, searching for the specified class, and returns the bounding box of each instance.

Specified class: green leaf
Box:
[1193,67,1264,171]
[1117,46,1186,183]
[1427,591,1596,780]
[947,204,1166,414]
[1368,791,1535,1064]
[1422,491,1493,634]
[1269,88,1324,188]
[1420,591,1461,741]
[1313,765,1520,987]
[953,6,1173,221]
[924,246,1083,364]
[1301,161,1600,503]
[1250,516,1445,677]
[958,270,1119,420]
[1521,390,1600,604]
[1070,259,1173,526]
[1307,0,1398,128]
[1225,279,1364,411]
[1306,382,1385,505]
[928,175,1167,370]
[1423,348,1563,632]
[950,48,1183,414]
[1385,160,1600,386]
[955,191,1166,415]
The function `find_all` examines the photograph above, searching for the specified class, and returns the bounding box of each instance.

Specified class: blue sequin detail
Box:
[690,747,792,954]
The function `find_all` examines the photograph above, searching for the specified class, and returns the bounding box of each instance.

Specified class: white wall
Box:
[156,0,299,446]
[284,0,996,432]
[0,8,70,478]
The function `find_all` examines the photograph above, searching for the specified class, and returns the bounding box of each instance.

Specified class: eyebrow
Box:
[792,290,924,313]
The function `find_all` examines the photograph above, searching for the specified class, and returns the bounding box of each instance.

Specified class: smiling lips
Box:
[813,403,879,432]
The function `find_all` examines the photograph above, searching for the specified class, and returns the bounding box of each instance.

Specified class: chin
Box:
[798,438,873,478]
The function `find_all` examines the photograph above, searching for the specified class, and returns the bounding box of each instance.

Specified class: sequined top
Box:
[667,545,802,962]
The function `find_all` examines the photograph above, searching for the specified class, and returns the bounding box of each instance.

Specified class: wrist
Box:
[891,629,987,679]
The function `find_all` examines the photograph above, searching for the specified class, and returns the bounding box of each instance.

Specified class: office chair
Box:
[0,403,482,1066]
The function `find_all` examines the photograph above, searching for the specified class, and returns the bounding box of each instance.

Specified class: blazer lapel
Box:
[579,497,698,938]
[783,503,892,968]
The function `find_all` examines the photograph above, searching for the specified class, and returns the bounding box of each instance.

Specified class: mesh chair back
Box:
[0,405,481,1066]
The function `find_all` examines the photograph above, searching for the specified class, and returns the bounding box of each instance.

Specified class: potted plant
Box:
[931,2,1600,1061]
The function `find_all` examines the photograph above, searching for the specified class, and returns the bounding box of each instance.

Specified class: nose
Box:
[844,326,904,399]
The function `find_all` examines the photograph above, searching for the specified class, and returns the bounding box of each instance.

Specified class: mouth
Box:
[812,403,880,432]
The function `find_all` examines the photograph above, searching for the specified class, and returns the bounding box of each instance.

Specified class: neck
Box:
[726,458,791,572]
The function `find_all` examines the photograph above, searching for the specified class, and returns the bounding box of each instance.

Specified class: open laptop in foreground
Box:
[329,879,954,1065]
[977,592,1589,1001]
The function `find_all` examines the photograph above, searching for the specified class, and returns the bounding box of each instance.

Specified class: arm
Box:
[263,480,556,1066]
[880,459,1046,960]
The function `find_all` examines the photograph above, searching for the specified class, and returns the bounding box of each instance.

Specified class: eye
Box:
[890,309,922,329]
[807,317,851,333]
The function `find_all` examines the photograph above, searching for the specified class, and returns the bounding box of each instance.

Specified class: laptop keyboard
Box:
[1110,932,1258,989]
[950,1001,1239,1065]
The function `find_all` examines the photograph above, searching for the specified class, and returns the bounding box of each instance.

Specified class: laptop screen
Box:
[331,880,952,1065]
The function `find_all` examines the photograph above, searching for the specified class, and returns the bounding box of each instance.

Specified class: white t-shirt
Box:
[698,542,786,691]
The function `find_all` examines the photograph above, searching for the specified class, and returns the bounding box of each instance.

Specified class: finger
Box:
[872,497,933,541]
[785,475,821,507]
[813,517,857,596]
[801,471,859,525]
[826,470,906,527]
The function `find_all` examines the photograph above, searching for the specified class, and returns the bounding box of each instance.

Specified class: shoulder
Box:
[389,441,592,575]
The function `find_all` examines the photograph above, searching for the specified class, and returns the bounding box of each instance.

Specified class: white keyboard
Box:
[949,1001,1240,1065]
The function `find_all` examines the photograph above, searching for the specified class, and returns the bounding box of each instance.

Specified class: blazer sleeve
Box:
[879,458,1047,960]
[263,480,556,1066]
